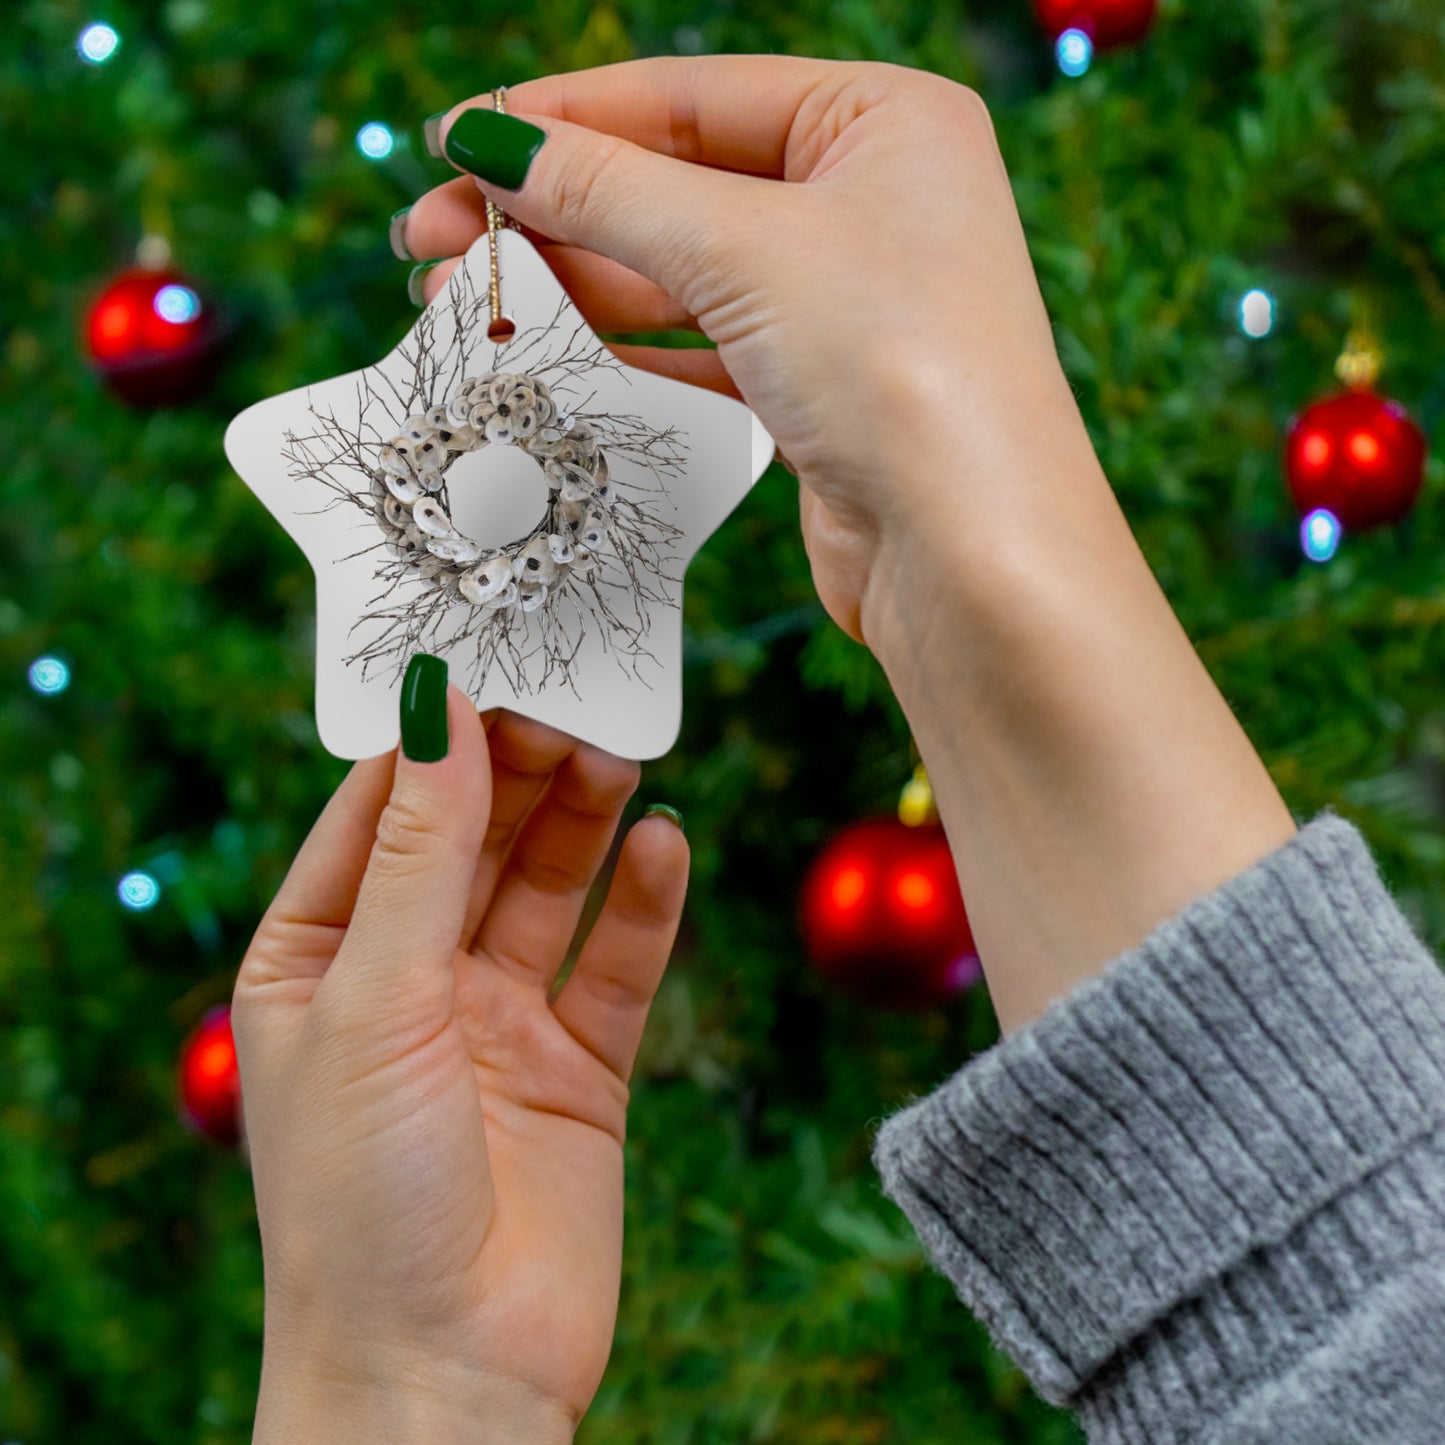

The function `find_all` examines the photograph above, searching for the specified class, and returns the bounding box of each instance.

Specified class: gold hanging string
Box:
[484,86,515,338]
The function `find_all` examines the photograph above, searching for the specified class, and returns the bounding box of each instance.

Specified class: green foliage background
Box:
[3,0,1444,1440]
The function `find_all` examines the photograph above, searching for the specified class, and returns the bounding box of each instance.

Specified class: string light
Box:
[1240,289,1275,338]
[78,22,120,64]
[153,283,201,324]
[1057,28,1093,76]
[118,871,161,911]
[1301,508,1342,563]
[28,657,70,695]
[356,122,395,160]
[946,952,983,992]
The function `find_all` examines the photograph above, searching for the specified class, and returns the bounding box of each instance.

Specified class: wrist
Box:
[855,395,1294,1034]
[856,359,1120,693]
[254,1344,575,1445]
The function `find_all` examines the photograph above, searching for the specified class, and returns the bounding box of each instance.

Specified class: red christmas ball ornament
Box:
[178,1005,242,1147]
[1034,0,1157,49]
[1285,388,1428,533]
[800,817,981,1011]
[84,267,220,407]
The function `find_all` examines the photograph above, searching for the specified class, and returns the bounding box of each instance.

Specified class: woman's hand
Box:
[400,56,1096,645]
[233,691,688,1443]
[400,60,1296,1036]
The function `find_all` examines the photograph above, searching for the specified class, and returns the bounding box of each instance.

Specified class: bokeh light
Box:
[946,952,984,992]
[1240,288,1275,338]
[1299,431,1331,471]
[829,865,867,911]
[895,870,936,911]
[356,122,395,159]
[1348,430,1381,466]
[1301,508,1342,563]
[1057,29,1093,77]
[153,283,201,324]
[118,871,161,911]
[78,22,120,64]
[28,657,70,695]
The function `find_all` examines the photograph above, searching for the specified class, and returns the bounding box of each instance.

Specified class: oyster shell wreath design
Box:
[278,265,691,696]
[371,369,614,615]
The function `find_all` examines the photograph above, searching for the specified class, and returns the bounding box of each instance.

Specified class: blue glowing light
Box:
[153,284,202,325]
[1057,28,1093,77]
[78,22,120,64]
[1240,288,1275,338]
[356,122,395,160]
[118,871,161,911]
[28,657,70,695]
[1301,508,1342,563]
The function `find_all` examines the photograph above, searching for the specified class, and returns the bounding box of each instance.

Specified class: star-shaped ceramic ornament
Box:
[225,228,774,761]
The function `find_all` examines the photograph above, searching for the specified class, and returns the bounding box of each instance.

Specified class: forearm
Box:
[860,384,1297,1034]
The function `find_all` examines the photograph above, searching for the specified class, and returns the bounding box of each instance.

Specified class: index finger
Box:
[446,54,846,181]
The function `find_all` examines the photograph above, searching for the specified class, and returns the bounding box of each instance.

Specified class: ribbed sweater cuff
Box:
[870,811,1445,1423]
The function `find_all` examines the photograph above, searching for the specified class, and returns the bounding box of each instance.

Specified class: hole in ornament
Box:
[488,315,517,343]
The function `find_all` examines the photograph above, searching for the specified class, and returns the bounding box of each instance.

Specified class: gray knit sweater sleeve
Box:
[869,811,1445,1443]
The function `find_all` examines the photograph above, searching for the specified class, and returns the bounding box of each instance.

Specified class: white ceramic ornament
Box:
[224,227,774,761]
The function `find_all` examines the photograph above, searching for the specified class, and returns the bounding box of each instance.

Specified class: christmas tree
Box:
[2,1,1442,1441]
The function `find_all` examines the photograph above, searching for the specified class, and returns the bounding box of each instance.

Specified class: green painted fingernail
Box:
[407,259,442,307]
[645,803,684,834]
[443,107,547,191]
[423,112,447,159]
[389,206,413,262]
[401,653,449,762]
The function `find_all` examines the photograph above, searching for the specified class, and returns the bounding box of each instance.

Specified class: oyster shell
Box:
[511,532,558,584]
[413,498,455,538]
[384,471,421,505]
[458,553,511,605]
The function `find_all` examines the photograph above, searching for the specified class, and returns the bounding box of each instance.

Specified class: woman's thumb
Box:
[328,659,490,1012]
[437,102,762,313]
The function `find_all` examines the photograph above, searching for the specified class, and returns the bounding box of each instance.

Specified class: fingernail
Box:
[407,260,442,307]
[443,107,547,192]
[401,653,449,762]
[388,206,413,262]
[423,111,447,159]
[644,803,684,835]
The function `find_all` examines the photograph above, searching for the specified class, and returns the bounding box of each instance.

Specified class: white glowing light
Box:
[78,22,120,64]
[118,871,161,910]
[1301,508,1342,563]
[356,122,395,160]
[1057,29,1093,77]
[154,284,201,325]
[1240,289,1275,339]
[28,657,71,695]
